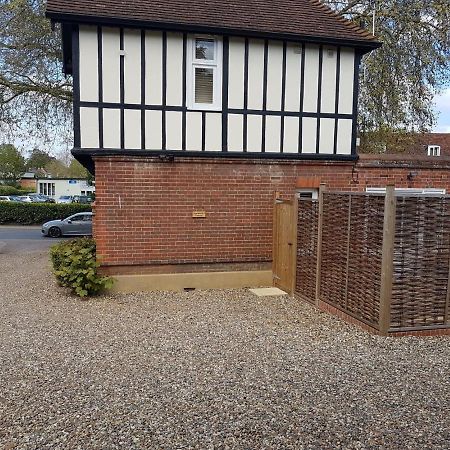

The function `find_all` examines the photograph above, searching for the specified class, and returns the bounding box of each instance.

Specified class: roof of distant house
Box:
[46,0,380,49]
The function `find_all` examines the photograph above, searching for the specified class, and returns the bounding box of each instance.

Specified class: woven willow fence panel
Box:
[391,197,450,330]
[295,199,318,303]
[320,193,385,328]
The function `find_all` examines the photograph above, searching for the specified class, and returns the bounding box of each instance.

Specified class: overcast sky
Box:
[434,88,450,133]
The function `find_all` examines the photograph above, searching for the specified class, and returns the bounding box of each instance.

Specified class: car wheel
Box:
[48,226,62,238]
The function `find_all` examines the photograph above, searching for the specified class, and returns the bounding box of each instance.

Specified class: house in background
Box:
[37,178,95,200]
[46,0,383,291]
[415,133,450,157]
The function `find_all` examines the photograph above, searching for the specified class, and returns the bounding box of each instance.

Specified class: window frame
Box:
[427,145,441,157]
[187,35,223,111]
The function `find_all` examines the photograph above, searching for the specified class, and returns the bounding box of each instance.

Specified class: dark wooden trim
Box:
[261,39,269,153]
[119,28,125,149]
[316,45,323,154]
[222,36,229,152]
[97,26,104,149]
[201,111,206,151]
[141,30,146,149]
[48,12,382,52]
[351,51,362,155]
[72,26,81,148]
[162,31,167,150]
[298,43,305,154]
[333,46,341,154]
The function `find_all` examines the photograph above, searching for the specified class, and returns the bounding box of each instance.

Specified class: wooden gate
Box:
[272,197,298,294]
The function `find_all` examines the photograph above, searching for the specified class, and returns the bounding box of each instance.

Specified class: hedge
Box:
[0,185,35,195]
[0,202,92,225]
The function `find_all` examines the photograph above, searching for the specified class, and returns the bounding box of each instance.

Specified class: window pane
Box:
[195,68,214,104]
[195,38,215,60]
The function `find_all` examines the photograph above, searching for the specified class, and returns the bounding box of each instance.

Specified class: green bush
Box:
[0,185,35,195]
[50,238,114,298]
[0,203,92,225]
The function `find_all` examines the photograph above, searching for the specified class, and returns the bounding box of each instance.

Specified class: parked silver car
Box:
[57,195,74,204]
[42,212,93,238]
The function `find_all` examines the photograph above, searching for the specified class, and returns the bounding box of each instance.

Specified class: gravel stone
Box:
[0,250,449,449]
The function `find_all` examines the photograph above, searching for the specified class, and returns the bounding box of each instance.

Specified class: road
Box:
[0,225,64,254]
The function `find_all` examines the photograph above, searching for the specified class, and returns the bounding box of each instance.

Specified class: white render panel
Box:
[302,45,320,113]
[124,29,141,104]
[103,109,121,148]
[79,26,98,102]
[228,38,245,109]
[283,116,299,153]
[302,117,317,153]
[166,33,183,106]
[124,109,141,149]
[265,116,281,152]
[247,115,262,152]
[228,114,243,151]
[338,48,355,114]
[337,119,353,155]
[321,47,337,114]
[284,43,302,112]
[247,40,264,110]
[266,41,283,111]
[186,112,202,151]
[80,107,99,148]
[166,111,183,150]
[102,27,121,103]
[319,118,335,154]
[145,32,163,105]
[145,110,162,149]
[205,113,222,151]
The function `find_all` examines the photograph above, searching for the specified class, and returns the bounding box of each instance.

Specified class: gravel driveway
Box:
[1,251,449,449]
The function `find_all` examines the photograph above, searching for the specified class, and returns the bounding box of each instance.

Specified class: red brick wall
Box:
[93,155,450,268]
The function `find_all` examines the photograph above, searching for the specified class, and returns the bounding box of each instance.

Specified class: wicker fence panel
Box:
[391,197,450,330]
[346,195,384,327]
[320,193,350,310]
[295,199,318,303]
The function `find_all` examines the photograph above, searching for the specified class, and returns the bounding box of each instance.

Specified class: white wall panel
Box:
[166,33,183,106]
[247,40,264,110]
[228,38,245,109]
[302,117,317,153]
[102,27,121,103]
[79,26,98,102]
[247,115,262,153]
[205,113,222,151]
[228,114,243,151]
[145,110,162,149]
[145,32,163,105]
[337,119,353,155]
[265,116,281,152]
[124,109,141,149]
[166,111,182,150]
[124,29,141,104]
[80,107,99,148]
[285,43,302,112]
[283,116,299,153]
[338,48,355,114]
[321,47,337,114]
[302,45,320,113]
[319,118,335,154]
[103,109,120,148]
[186,112,202,151]
[266,42,283,111]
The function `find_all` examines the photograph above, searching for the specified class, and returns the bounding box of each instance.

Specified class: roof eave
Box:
[46,12,381,52]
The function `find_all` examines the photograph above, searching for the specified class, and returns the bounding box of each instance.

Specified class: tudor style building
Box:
[47,0,380,291]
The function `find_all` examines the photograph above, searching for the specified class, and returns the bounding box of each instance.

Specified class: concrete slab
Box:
[249,287,288,297]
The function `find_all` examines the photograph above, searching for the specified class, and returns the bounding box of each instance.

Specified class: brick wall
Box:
[93,155,450,269]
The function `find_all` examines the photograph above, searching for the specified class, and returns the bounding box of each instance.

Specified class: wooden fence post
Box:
[379,184,396,335]
[315,183,326,307]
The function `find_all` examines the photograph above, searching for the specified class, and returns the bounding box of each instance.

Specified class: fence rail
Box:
[294,185,450,335]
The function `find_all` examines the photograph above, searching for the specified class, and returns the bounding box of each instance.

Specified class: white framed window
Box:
[427,145,441,156]
[187,36,222,110]
[296,189,319,200]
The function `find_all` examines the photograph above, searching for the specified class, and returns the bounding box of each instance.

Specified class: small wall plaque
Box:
[192,210,207,218]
